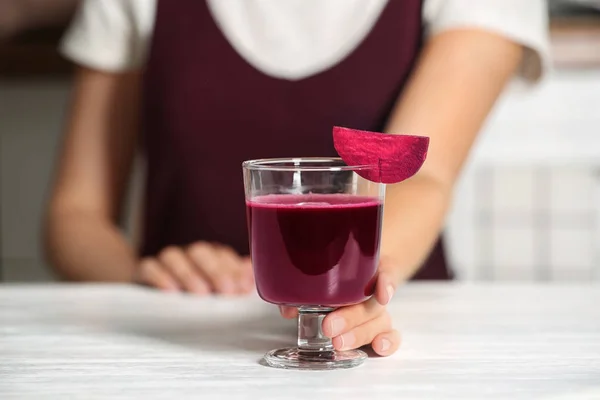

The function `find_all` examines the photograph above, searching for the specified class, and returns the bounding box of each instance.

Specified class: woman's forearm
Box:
[380,29,524,281]
[381,175,450,281]
[45,209,137,282]
[45,68,141,282]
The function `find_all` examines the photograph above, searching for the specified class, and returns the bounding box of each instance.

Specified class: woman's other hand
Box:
[134,242,254,296]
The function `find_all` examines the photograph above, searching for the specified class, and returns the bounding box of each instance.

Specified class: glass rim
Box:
[242,157,375,172]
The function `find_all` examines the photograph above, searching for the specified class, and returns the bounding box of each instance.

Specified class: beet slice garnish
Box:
[333,126,429,184]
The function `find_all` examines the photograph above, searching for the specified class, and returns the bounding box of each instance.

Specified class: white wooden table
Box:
[1,284,599,399]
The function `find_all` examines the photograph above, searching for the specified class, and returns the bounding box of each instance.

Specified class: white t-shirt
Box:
[61,0,550,82]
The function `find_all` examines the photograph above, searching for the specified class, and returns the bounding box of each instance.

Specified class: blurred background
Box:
[0,0,599,282]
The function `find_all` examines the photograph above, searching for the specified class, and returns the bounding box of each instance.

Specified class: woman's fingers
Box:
[322,297,384,337]
[158,246,210,295]
[374,272,395,306]
[279,306,299,319]
[240,257,255,292]
[215,245,253,294]
[135,242,254,296]
[276,260,401,356]
[371,329,402,356]
[331,312,394,351]
[187,242,248,295]
[374,256,401,306]
[135,257,179,291]
[187,242,233,294]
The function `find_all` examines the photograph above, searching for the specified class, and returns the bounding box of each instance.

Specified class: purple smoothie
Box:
[246,194,383,307]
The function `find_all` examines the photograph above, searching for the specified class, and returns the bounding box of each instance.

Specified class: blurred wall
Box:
[447,70,600,282]
[0,79,69,281]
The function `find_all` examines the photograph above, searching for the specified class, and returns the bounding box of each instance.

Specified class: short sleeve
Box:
[60,0,155,72]
[423,0,551,83]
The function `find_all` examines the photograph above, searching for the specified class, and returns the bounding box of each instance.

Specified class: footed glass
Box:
[243,158,385,370]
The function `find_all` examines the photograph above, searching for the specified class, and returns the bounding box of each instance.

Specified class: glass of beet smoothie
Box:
[243,157,385,370]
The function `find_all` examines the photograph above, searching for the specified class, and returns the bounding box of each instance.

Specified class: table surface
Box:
[1,283,599,400]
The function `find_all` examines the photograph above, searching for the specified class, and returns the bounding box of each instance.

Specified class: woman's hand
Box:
[280,257,402,356]
[134,242,254,296]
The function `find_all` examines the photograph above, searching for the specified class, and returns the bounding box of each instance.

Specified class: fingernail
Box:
[380,338,391,353]
[386,284,394,304]
[328,316,346,337]
[339,331,355,350]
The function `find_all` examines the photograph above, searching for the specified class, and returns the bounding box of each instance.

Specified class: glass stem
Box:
[297,306,335,352]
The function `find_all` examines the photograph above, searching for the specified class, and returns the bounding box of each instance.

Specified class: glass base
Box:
[264,347,367,370]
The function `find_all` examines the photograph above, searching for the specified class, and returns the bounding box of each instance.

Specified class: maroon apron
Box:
[141,0,452,280]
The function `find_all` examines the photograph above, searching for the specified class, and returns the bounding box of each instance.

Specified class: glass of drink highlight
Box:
[243,158,385,370]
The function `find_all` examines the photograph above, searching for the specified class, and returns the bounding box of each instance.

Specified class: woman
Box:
[45,0,549,356]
